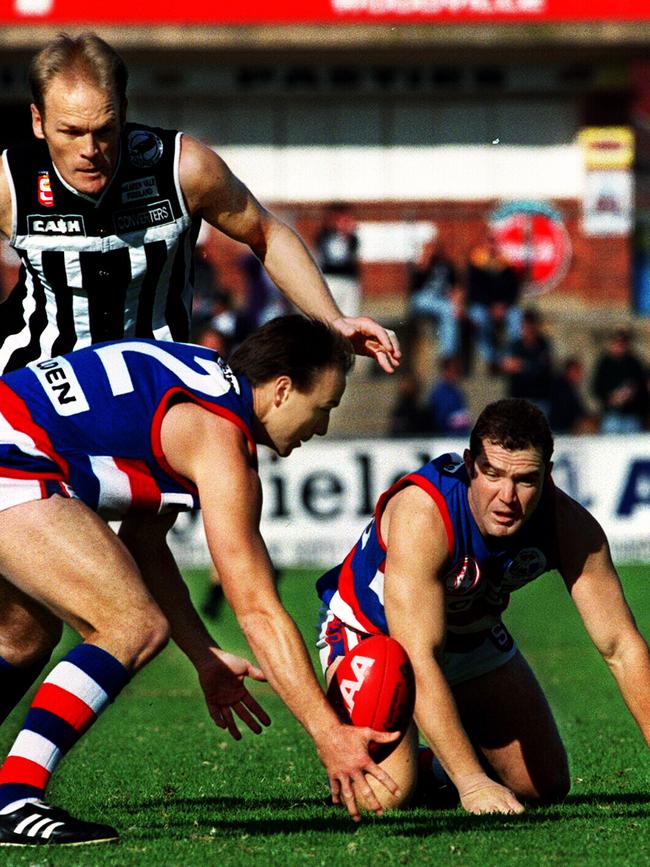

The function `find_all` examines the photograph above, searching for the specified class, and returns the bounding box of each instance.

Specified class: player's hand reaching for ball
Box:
[457,774,525,815]
[197,648,271,740]
[316,723,401,822]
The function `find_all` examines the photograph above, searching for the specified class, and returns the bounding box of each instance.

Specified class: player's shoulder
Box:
[122,121,180,172]
[2,137,48,195]
[388,454,466,520]
[553,486,606,545]
[3,136,46,159]
[419,452,468,489]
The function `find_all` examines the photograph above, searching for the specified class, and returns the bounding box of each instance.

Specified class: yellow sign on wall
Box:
[578,127,635,170]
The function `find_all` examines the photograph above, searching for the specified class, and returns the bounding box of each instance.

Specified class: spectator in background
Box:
[192,240,222,315]
[549,357,595,434]
[466,232,522,371]
[315,203,361,317]
[426,356,472,436]
[501,309,553,416]
[408,234,466,363]
[389,373,433,438]
[591,328,648,434]
[238,251,291,332]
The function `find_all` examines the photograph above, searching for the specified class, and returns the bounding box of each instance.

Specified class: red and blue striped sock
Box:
[0,643,129,813]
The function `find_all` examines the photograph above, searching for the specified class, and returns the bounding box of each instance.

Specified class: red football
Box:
[326,635,415,761]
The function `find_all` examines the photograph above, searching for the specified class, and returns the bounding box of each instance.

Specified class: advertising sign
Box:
[579,128,635,237]
[490,200,572,295]
[168,435,650,569]
[4,0,650,24]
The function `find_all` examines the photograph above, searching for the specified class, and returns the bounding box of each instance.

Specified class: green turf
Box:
[1,565,650,866]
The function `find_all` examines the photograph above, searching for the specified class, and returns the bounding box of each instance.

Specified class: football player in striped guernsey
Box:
[0,32,400,776]
[317,399,650,815]
[0,316,399,845]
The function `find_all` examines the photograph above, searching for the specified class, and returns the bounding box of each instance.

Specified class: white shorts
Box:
[0,476,76,514]
[316,606,518,687]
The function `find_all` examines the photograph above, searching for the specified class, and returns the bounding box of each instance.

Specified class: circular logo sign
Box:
[489,200,571,296]
[128,130,164,168]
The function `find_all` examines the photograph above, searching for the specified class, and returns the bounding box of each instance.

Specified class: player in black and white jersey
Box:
[0,33,401,739]
[0,32,400,374]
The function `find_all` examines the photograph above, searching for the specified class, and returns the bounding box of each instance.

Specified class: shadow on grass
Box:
[118,791,650,840]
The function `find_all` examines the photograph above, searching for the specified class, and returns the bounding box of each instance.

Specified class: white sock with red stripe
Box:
[0,643,129,813]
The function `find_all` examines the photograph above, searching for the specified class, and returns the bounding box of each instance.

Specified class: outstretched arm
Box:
[118,511,270,739]
[161,402,400,820]
[383,485,525,815]
[179,135,400,373]
[557,490,650,747]
[0,158,13,240]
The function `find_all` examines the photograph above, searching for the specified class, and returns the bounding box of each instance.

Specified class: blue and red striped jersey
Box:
[317,453,558,636]
[0,339,254,518]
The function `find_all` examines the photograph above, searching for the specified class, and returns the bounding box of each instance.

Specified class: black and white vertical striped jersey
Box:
[0,122,198,373]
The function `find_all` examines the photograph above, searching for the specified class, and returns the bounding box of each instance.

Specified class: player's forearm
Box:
[236,604,339,740]
[606,634,650,748]
[259,219,342,322]
[121,527,217,668]
[413,662,487,789]
[146,563,217,668]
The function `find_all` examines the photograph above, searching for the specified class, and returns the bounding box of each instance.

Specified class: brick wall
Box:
[203,198,631,309]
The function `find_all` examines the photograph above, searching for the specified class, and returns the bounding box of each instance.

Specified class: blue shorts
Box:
[316,606,518,687]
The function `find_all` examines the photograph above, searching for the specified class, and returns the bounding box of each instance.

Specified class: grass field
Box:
[1,564,650,866]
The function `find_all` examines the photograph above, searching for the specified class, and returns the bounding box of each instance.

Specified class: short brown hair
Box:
[229,315,354,391]
[29,32,128,115]
[470,399,554,464]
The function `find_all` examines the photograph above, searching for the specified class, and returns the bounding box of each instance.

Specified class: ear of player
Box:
[326,635,415,761]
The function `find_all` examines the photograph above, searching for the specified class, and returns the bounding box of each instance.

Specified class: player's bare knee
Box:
[510,764,570,804]
[528,771,570,804]
[95,606,170,671]
[129,610,171,669]
[355,773,414,812]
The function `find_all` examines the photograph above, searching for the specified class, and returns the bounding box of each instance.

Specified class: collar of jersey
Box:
[51,140,123,207]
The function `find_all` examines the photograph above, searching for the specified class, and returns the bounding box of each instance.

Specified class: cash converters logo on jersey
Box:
[27,215,86,236]
[489,200,571,296]
[37,172,54,208]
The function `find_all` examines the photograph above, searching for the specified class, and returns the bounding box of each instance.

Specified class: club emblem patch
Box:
[127,130,163,168]
[503,547,547,587]
[444,556,481,593]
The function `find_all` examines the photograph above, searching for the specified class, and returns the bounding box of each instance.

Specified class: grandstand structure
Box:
[1,7,650,428]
